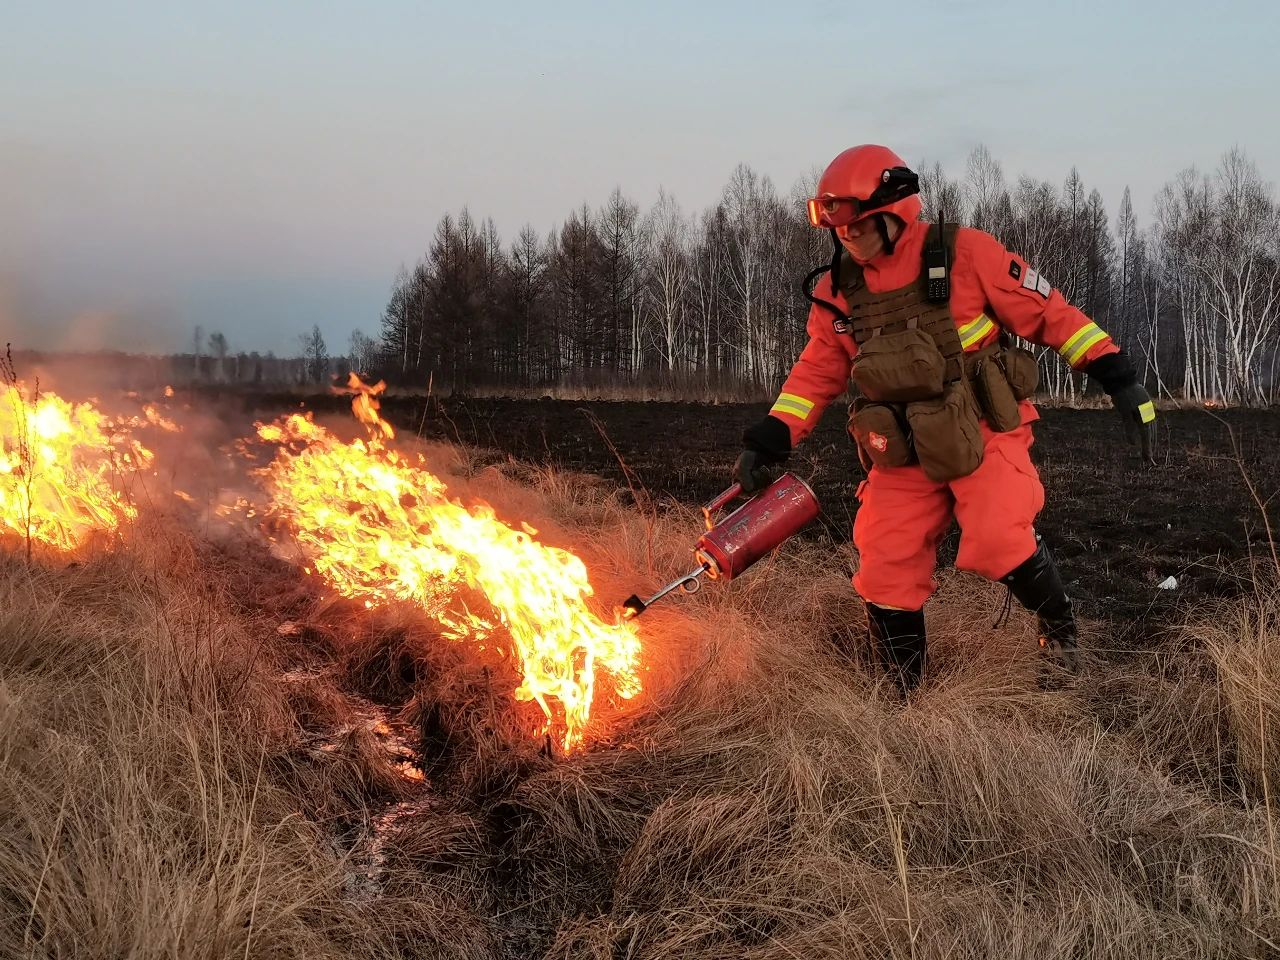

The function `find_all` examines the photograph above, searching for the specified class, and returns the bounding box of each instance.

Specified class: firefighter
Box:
[735,144,1155,692]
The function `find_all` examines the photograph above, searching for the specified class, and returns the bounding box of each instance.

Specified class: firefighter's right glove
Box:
[734,449,778,494]
[736,414,792,494]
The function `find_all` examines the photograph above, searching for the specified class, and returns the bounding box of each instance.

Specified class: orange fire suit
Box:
[767,219,1119,611]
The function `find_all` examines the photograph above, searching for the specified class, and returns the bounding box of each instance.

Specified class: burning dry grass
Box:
[1,432,1279,958]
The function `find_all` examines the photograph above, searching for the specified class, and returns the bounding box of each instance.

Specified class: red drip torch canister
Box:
[695,472,820,581]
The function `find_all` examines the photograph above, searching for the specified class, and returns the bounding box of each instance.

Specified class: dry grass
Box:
[0,521,493,959]
[2,438,1279,959]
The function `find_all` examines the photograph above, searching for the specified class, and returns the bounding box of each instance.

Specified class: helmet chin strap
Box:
[828,228,842,290]
[874,213,898,256]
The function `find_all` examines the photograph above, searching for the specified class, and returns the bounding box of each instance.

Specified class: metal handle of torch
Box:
[701,482,743,530]
[621,563,709,619]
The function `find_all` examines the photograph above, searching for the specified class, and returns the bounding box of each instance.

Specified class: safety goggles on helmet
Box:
[805,166,921,228]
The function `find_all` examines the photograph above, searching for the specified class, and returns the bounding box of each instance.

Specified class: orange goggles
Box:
[806,196,866,229]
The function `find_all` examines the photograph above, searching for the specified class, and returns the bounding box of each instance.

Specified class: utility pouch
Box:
[906,381,984,482]
[998,345,1040,401]
[851,327,946,403]
[849,399,914,471]
[971,346,1022,433]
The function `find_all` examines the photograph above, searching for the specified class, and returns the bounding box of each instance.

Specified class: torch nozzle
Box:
[619,564,710,619]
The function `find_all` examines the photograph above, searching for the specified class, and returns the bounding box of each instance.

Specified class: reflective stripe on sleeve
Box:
[958,313,996,350]
[1138,401,1156,424]
[770,392,815,421]
[1059,322,1110,367]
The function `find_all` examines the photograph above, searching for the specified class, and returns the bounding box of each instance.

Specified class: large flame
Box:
[1,383,153,549]
[255,375,640,750]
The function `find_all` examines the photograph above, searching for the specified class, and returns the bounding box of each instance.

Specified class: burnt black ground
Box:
[230,390,1279,645]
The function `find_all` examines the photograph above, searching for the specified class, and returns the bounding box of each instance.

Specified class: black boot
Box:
[1001,541,1081,676]
[866,603,927,694]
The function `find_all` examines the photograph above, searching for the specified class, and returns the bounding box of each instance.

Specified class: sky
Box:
[2,0,1277,356]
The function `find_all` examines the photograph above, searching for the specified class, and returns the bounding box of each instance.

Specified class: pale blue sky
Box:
[2,0,1276,355]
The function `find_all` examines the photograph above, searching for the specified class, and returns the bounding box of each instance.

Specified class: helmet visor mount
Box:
[806,166,921,228]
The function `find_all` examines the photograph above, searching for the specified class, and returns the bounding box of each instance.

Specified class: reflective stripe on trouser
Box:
[852,416,1045,611]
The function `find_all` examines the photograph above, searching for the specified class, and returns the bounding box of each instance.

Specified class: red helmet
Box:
[807,144,922,230]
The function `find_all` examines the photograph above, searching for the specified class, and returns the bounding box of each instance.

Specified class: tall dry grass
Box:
[1,433,1278,958]
[0,519,494,959]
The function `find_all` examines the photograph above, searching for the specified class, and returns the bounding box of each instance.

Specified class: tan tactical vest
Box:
[836,223,964,385]
[836,223,1035,480]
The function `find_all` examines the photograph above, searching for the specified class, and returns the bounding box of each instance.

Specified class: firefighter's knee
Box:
[953,439,1043,582]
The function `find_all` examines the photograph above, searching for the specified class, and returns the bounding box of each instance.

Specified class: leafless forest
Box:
[378,145,1280,404]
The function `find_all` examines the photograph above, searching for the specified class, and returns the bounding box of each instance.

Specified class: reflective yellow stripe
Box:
[1138,401,1156,424]
[958,314,996,350]
[1059,323,1100,358]
[1065,329,1109,367]
[770,392,814,420]
[1058,323,1110,367]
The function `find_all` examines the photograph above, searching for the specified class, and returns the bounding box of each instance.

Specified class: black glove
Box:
[1110,382,1157,463]
[735,414,791,493]
[1085,351,1156,464]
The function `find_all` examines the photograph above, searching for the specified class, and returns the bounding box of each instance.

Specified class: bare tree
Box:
[207,331,228,383]
[300,325,328,385]
[643,190,691,372]
[348,330,378,375]
[721,164,778,385]
[917,160,965,224]
[191,324,203,381]
[965,145,1006,234]
[597,188,645,377]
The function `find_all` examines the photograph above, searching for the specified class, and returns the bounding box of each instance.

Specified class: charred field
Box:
[4,387,1280,959]
[252,392,1280,632]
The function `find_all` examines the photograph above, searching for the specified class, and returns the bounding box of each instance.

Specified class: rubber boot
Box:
[1001,541,1081,676]
[866,602,927,694]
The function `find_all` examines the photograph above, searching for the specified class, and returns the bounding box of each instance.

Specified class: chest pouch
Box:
[849,399,915,471]
[906,381,985,482]
[850,324,946,403]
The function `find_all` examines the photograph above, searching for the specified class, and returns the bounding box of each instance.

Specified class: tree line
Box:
[376,145,1280,405]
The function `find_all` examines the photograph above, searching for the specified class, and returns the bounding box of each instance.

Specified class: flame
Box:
[255,374,641,750]
[1,383,153,550]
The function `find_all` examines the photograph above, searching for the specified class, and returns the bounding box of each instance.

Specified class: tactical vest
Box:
[821,224,1038,482]
[838,223,965,385]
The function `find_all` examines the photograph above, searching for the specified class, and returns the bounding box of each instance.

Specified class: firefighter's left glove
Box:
[736,414,792,494]
[1110,382,1156,464]
[1086,351,1156,465]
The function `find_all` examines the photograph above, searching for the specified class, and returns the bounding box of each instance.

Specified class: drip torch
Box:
[621,472,820,618]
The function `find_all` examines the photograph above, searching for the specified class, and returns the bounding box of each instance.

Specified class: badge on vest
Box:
[868,431,888,453]
[1021,267,1052,299]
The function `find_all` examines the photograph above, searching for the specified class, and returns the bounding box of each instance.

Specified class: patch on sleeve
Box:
[1008,260,1022,281]
[1020,267,1052,300]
